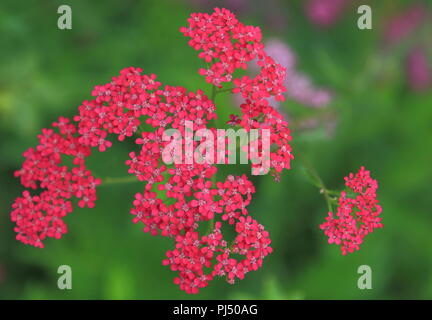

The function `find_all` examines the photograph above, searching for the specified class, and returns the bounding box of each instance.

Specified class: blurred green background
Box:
[1,0,431,299]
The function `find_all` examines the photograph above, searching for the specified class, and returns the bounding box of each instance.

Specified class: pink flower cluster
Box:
[181,8,287,105]
[12,117,99,248]
[320,167,383,255]
[70,63,274,293]
[383,4,428,46]
[305,0,350,27]
[262,39,332,108]
[72,64,271,293]
[75,67,217,152]
[406,47,432,92]
[11,8,288,293]
[182,8,293,178]
[382,3,431,92]
[127,121,273,293]
[10,7,383,293]
[181,8,264,87]
[162,177,272,294]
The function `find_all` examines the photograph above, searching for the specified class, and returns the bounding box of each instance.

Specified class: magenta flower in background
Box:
[406,48,431,92]
[234,39,332,110]
[285,73,332,108]
[381,3,431,92]
[305,0,350,27]
[265,39,332,109]
[265,39,297,71]
[383,4,428,46]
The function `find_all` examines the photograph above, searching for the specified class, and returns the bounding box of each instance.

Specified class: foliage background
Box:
[0,0,431,299]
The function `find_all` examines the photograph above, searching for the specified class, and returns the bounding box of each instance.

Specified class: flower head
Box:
[320,167,383,255]
[11,8,284,294]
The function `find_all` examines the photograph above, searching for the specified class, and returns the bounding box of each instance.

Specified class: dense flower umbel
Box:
[77,62,274,292]
[181,8,293,178]
[320,167,383,255]
[10,7,383,293]
[74,67,217,152]
[162,177,272,294]
[12,117,99,247]
[11,8,286,293]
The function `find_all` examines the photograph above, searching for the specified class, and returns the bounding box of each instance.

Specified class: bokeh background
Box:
[1,0,431,299]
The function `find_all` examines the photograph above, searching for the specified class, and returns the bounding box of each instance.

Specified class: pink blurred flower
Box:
[265,39,297,71]
[406,47,431,92]
[305,0,349,27]
[382,3,431,92]
[265,39,332,108]
[383,4,428,46]
[234,39,332,109]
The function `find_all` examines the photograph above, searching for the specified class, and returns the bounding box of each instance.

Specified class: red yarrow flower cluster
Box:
[320,167,383,255]
[12,117,99,247]
[11,8,287,294]
[75,67,217,152]
[181,7,293,179]
[10,7,384,293]
[181,8,263,87]
[161,177,272,294]
[123,101,271,293]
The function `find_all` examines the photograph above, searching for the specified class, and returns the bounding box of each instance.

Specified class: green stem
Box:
[211,84,217,101]
[296,150,334,213]
[210,84,221,129]
[207,217,215,234]
[101,176,140,186]
[216,87,234,94]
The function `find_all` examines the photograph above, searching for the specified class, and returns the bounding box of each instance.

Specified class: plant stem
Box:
[217,87,234,94]
[207,217,215,234]
[211,84,217,101]
[296,150,334,213]
[101,176,140,186]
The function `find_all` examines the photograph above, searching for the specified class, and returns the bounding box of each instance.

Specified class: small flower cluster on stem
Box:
[320,167,383,255]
